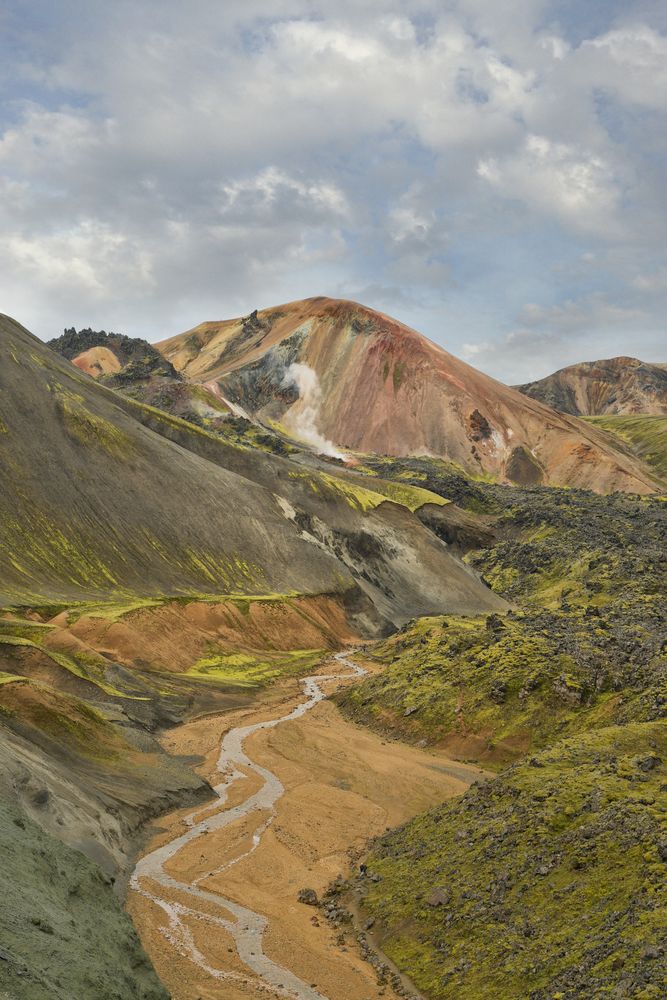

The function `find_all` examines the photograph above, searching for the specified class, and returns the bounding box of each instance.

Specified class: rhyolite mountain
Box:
[516,355,667,417]
[156,297,659,494]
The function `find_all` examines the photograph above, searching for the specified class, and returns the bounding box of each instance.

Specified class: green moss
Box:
[186,648,325,688]
[393,361,405,392]
[0,631,139,699]
[0,671,28,686]
[362,722,667,1000]
[585,414,667,483]
[341,605,665,763]
[55,389,134,458]
[332,470,450,511]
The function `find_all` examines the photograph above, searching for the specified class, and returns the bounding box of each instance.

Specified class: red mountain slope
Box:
[157,297,659,493]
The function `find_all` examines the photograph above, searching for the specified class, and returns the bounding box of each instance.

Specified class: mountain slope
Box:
[516,356,667,417]
[0,315,348,607]
[157,298,658,494]
[584,414,667,482]
[0,313,502,624]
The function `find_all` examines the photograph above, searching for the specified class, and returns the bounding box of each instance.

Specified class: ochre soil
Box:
[49,595,357,672]
[129,663,485,1000]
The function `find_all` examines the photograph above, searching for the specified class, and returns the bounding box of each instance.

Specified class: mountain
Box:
[1,313,504,625]
[156,297,659,494]
[47,327,180,384]
[516,356,667,417]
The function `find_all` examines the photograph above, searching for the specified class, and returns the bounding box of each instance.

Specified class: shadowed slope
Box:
[0,314,349,606]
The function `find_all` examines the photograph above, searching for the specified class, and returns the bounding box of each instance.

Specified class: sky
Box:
[0,1,665,382]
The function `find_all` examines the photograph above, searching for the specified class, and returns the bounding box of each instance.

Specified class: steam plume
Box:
[282,363,345,459]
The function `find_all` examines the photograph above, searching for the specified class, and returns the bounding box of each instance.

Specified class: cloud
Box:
[0,1,664,379]
[461,293,663,382]
[477,134,621,236]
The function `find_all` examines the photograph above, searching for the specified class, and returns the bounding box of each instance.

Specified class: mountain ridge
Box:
[156,297,660,495]
[516,355,667,417]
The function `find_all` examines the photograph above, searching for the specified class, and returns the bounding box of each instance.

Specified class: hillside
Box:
[356,721,666,1000]
[584,414,667,483]
[340,462,666,762]
[0,316,345,607]
[516,356,667,417]
[2,313,504,624]
[156,297,659,494]
[331,455,666,998]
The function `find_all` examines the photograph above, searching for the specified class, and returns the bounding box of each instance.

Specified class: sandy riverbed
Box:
[128,656,484,1000]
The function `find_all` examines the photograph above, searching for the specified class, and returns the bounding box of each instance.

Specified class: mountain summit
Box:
[157,297,658,494]
[516,356,667,417]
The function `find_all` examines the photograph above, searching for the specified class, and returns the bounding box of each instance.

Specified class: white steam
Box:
[282,362,346,459]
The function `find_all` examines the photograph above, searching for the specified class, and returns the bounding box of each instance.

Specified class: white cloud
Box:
[0,1,664,376]
[461,293,662,382]
[478,134,621,235]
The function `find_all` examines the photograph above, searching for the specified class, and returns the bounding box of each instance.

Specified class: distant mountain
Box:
[516,356,667,417]
[48,327,181,384]
[157,297,659,494]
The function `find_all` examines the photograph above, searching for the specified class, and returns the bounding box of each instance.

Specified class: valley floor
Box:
[128,653,485,1000]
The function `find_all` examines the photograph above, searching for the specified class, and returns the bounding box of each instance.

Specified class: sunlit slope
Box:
[517,356,667,417]
[158,297,659,493]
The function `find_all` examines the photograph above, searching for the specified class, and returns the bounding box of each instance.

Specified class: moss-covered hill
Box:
[584,415,667,484]
[340,462,666,762]
[337,456,667,999]
[342,606,666,767]
[361,722,666,1000]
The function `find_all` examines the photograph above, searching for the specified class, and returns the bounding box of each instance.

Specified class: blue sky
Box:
[1,0,665,381]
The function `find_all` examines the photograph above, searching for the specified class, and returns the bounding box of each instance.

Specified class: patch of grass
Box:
[55,388,134,458]
[332,471,450,512]
[186,648,325,688]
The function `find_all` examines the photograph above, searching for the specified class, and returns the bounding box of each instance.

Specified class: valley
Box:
[1,306,665,1000]
[4,6,667,999]
[128,652,484,1000]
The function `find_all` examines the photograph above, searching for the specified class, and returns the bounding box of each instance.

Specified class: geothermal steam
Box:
[282,363,346,459]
